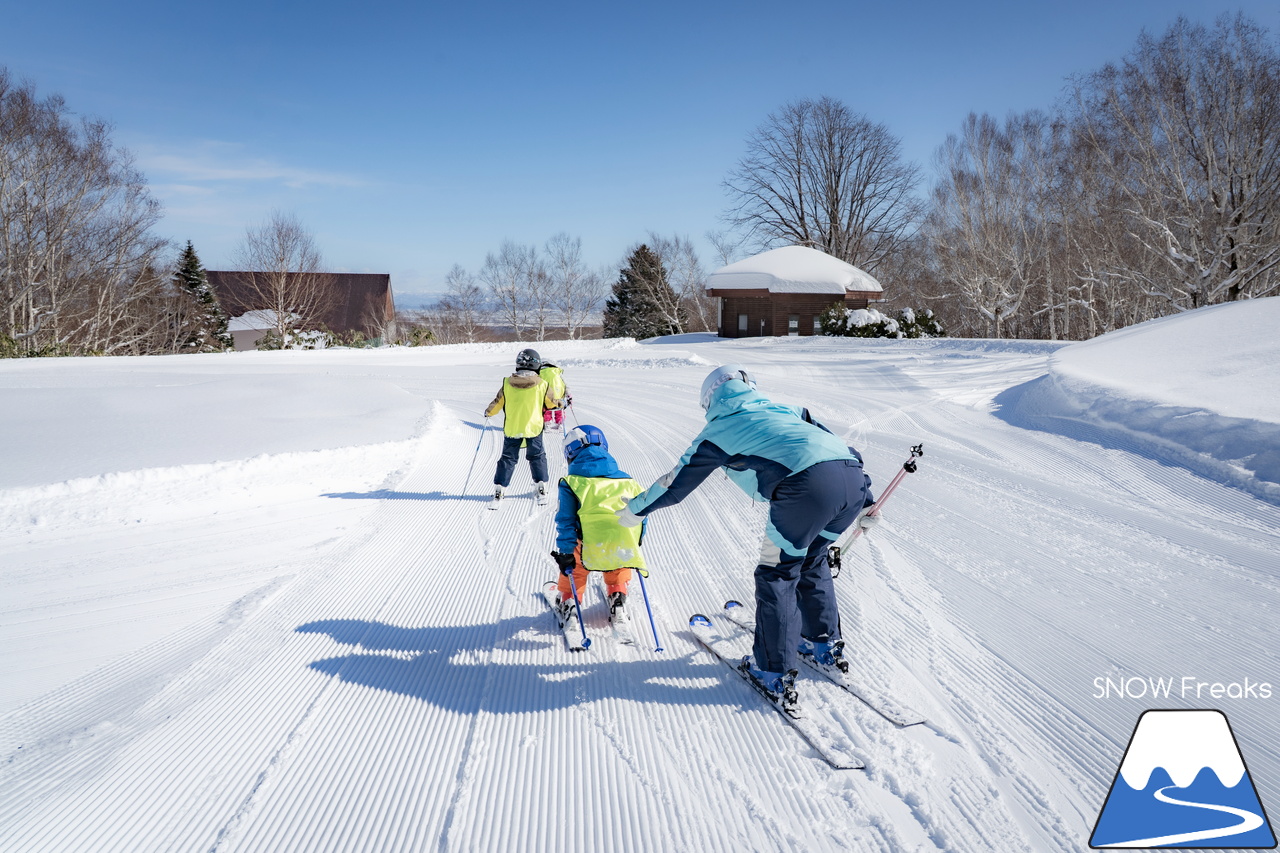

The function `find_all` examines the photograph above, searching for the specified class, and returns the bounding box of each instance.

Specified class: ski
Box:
[723,601,925,727]
[542,581,589,651]
[689,614,865,770]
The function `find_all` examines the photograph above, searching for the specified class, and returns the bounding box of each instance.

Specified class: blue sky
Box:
[4,1,1278,301]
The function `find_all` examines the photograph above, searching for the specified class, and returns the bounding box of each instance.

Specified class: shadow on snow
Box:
[297,615,735,715]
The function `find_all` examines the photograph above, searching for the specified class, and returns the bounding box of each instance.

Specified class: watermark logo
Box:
[1091,709,1275,848]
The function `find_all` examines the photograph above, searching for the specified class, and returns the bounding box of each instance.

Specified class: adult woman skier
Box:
[617,365,877,704]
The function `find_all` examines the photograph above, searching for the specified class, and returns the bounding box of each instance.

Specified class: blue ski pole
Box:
[637,572,663,653]
[462,418,491,497]
[567,569,591,649]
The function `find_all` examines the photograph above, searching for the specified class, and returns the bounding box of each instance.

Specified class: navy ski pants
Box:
[753,458,869,674]
[494,433,548,487]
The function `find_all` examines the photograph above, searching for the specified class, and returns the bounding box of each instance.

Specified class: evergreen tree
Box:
[175,241,233,351]
[602,245,681,339]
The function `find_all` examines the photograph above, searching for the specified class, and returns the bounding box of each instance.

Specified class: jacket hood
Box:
[567,444,629,478]
[705,379,775,421]
[508,370,542,388]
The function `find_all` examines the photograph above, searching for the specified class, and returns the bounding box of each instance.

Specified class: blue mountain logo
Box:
[1091,709,1276,848]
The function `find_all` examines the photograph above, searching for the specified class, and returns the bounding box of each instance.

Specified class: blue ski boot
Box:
[739,658,799,711]
[799,638,849,674]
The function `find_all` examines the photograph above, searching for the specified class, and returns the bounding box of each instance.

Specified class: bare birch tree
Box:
[1,68,171,356]
[436,264,489,343]
[648,232,713,332]
[544,233,603,339]
[480,240,542,339]
[232,210,336,343]
[724,96,924,272]
[927,114,1036,338]
[1071,13,1280,310]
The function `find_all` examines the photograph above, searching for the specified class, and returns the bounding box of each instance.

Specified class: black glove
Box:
[564,394,572,407]
[551,551,576,575]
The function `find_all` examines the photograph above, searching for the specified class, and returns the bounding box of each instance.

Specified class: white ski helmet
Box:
[700,364,757,410]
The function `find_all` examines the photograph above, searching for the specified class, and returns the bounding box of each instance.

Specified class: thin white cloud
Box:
[136,140,366,189]
[151,183,217,197]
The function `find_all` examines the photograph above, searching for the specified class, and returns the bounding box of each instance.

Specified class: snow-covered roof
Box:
[705,246,883,295]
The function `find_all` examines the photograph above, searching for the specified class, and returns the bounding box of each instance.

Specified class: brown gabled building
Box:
[706,246,884,337]
[207,271,397,350]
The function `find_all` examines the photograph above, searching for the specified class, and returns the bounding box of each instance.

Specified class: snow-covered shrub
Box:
[820,305,899,338]
[820,304,946,339]
[256,328,336,351]
[897,307,946,339]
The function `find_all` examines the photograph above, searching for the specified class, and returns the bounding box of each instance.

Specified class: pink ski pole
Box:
[829,444,923,578]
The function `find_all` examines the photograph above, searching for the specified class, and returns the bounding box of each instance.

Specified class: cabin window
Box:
[738,314,748,333]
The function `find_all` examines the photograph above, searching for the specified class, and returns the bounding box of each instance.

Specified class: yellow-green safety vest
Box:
[540,366,566,402]
[502,376,548,438]
[563,474,648,574]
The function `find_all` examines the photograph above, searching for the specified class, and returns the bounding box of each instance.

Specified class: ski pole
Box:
[637,571,663,653]
[567,569,592,649]
[461,418,491,497]
[829,444,923,578]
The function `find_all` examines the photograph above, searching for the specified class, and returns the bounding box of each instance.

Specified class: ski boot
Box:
[607,591,628,623]
[489,486,504,510]
[535,482,549,505]
[556,596,579,627]
[739,658,799,712]
[799,638,849,674]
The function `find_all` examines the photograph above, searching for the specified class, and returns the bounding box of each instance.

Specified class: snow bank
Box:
[1002,297,1280,502]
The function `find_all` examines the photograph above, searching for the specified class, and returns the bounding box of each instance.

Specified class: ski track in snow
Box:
[0,337,1277,851]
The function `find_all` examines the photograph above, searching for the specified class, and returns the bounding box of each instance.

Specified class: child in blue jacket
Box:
[550,425,648,622]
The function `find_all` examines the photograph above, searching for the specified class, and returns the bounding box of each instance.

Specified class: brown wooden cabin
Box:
[705,246,883,338]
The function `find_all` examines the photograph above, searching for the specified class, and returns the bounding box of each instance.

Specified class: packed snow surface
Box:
[1,312,1277,852]
[1003,297,1280,503]
[1053,297,1280,421]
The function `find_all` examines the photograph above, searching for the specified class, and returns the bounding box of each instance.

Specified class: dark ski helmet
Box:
[516,348,542,370]
[700,364,757,410]
[564,424,608,461]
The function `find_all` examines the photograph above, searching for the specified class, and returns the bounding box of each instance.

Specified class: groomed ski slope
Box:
[1,322,1277,852]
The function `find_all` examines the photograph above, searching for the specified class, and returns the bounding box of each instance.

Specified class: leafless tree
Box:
[544,233,604,339]
[479,240,543,339]
[436,264,489,342]
[1071,13,1280,310]
[232,210,336,343]
[724,96,924,272]
[648,232,714,333]
[927,113,1039,338]
[1,68,171,356]
[706,229,748,268]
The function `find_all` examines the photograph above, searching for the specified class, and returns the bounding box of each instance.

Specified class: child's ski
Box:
[542,581,589,651]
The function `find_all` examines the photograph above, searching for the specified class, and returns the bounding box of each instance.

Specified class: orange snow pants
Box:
[557,543,633,602]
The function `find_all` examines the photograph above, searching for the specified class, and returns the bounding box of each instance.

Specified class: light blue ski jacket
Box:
[628,379,864,515]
